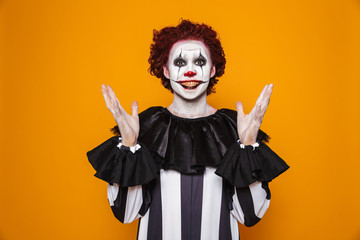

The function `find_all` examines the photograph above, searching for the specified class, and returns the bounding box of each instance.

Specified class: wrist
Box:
[237,139,260,151]
[241,141,255,145]
[117,137,141,153]
[121,141,137,147]
[239,138,256,146]
[121,137,137,147]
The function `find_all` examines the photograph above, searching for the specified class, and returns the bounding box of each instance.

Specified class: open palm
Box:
[101,84,139,147]
[236,84,273,145]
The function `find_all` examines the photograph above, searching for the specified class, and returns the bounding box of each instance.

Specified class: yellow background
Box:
[1,0,360,239]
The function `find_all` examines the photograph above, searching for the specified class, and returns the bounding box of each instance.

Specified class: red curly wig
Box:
[148,19,226,95]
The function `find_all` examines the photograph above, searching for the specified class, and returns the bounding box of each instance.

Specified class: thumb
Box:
[131,101,139,117]
[236,101,245,116]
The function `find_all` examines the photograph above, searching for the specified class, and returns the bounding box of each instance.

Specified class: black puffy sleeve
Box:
[87,136,162,187]
[215,132,289,188]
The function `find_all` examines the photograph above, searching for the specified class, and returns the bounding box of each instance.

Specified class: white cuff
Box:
[117,137,141,153]
[237,139,260,151]
[107,183,119,206]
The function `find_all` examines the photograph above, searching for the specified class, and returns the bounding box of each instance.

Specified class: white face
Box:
[163,40,216,100]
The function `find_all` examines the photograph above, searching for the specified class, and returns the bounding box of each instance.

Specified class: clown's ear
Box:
[163,66,170,79]
[210,65,216,78]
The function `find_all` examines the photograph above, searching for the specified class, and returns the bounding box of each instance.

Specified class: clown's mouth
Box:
[177,80,205,89]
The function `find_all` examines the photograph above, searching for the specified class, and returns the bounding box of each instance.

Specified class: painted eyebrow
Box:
[178,49,209,60]
[199,51,206,59]
[173,56,186,62]
[195,56,207,63]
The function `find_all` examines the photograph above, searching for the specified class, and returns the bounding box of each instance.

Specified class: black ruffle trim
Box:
[87,136,162,187]
[215,141,290,188]
[111,107,271,175]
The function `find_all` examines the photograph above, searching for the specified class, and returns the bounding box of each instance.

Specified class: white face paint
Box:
[163,40,216,100]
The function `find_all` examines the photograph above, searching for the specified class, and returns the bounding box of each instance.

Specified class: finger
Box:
[266,83,273,102]
[106,85,126,115]
[260,83,273,114]
[112,97,123,119]
[255,84,269,105]
[101,85,114,111]
[131,101,139,117]
[250,84,271,117]
[113,100,134,136]
[105,87,125,120]
[249,104,257,118]
[106,85,118,103]
[236,101,245,116]
[263,83,273,102]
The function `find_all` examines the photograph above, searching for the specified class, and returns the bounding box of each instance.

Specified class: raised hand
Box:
[101,84,139,147]
[236,84,273,145]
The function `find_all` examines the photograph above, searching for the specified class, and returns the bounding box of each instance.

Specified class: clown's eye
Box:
[174,58,186,67]
[195,58,206,66]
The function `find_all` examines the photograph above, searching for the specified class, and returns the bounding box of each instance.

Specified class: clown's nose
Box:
[184,71,196,77]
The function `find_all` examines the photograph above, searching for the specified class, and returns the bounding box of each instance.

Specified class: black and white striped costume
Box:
[87,107,289,240]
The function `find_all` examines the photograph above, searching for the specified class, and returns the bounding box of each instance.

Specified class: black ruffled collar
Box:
[111,106,269,175]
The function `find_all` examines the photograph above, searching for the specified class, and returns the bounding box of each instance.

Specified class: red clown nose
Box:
[184,71,196,77]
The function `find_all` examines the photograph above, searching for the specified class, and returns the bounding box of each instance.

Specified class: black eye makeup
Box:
[194,56,207,66]
[173,57,187,67]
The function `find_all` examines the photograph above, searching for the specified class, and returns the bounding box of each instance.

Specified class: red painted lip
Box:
[176,80,205,90]
[177,80,204,83]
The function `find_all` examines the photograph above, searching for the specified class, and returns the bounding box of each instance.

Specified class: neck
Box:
[168,92,216,118]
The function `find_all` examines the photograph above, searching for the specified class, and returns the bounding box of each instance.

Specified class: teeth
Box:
[180,81,201,87]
